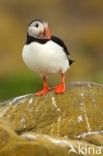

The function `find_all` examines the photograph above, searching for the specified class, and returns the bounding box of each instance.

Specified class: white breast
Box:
[22,41,70,75]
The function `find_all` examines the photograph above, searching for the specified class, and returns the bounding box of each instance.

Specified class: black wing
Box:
[51,36,75,65]
[51,35,70,55]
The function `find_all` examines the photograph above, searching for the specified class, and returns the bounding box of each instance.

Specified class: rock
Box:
[0,81,103,156]
[0,81,103,138]
[0,119,18,149]
[0,120,103,156]
[0,119,51,156]
[83,134,103,146]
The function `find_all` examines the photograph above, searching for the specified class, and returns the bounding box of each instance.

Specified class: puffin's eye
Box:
[35,23,39,28]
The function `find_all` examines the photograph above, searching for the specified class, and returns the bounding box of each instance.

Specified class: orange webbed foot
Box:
[35,87,51,96]
[53,83,65,94]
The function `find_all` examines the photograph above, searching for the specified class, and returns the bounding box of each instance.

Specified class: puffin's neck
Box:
[26,33,50,45]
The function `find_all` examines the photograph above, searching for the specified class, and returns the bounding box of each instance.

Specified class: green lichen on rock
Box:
[0,119,103,156]
[0,81,103,138]
[0,81,103,156]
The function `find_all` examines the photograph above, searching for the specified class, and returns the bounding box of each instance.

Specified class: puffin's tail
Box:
[69,58,75,65]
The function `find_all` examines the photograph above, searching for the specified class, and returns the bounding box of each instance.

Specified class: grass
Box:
[0,73,42,102]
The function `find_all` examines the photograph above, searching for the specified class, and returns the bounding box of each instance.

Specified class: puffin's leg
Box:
[53,73,65,94]
[35,76,50,96]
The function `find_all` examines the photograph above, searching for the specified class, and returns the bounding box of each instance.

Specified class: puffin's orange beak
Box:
[43,27,51,39]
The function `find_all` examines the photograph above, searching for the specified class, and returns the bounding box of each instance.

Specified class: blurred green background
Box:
[0,0,103,102]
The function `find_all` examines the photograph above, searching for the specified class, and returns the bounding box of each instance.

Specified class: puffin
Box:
[22,19,74,96]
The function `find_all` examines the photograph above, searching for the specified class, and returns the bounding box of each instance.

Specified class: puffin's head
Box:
[28,19,51,39]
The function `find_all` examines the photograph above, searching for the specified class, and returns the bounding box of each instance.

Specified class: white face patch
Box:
[28,21,44,38]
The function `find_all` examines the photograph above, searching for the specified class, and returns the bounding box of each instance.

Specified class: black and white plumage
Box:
[22,19,74,95]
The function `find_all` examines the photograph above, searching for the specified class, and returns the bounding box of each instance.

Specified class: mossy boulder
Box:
[0,81,103,156]
[0,81,103,138]
[0,119,103,156]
